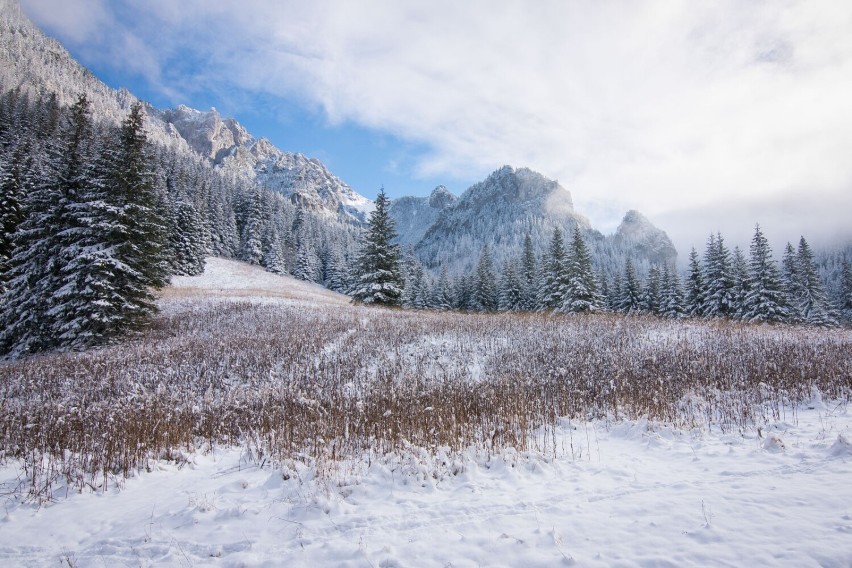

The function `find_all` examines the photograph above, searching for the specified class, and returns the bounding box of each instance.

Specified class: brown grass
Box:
[1,299,850,501]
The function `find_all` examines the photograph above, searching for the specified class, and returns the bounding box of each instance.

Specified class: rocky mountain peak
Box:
[615,209,677,266]
[428,185,457,209]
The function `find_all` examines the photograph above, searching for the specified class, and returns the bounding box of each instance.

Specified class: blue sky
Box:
[18,1,477,201]
[17,0,852,252]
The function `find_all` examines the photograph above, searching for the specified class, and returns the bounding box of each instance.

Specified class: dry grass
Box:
[1,299,850,501]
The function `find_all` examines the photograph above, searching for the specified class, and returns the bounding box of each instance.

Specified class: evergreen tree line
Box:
[0,87,360,357]
[352,191,607,313]
[352,193,852,327]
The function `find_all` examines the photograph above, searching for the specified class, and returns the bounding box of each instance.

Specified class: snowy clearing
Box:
[1,257,851,566]
[162,257,351,307]
[1,404,850,566]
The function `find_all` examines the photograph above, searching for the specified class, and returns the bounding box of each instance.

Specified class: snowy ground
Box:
[161,257,351,307]
[2,258,851,566]
[1,405,850,566]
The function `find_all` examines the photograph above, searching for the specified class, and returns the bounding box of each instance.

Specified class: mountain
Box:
[387,166,677,279]
[161,105,373,224]
[411,166,596,272]
[0,2,371,226]
[390,185,457,247]
[614,210,678,267]
[0,0,185,150]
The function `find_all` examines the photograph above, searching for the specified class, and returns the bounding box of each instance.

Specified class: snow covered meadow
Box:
[1,258,851,566]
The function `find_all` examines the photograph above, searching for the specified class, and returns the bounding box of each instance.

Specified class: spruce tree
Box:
[701,232,735,318]
[794,236,836,327]
[660,264,686,318]
[167,198,208,276]
[640,265,662,315]
[0,101,70,354]
[473,244,497,312]
[560,226,604,313]
[351,189,403,305]
[839,258,852,325]
[239,190,265,265]
[432,266,454,311]
[741,224,789,324]
[520,233,538,310]
[685,247,704,317]
[499,260,523,311]
[781,242,801,321]
[89,102,169,336]
[730,246,749,320]
[617,259,643,314]
[539,228,568,310]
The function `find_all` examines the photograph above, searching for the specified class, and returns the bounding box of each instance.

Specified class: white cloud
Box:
[20,0,852,250]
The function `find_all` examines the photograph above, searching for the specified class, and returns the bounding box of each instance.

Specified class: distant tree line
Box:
[352,191,852,327]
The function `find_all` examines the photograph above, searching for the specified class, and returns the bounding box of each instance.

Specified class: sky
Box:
[18,0,852,254]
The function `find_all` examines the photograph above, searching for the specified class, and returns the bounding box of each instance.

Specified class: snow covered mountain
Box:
[408,166,594,272]
[389,185,458,246]
[0,2,372,226]
[161,105,373,224]
[0,0,186,150]
[389,165,677,278]
[614,209,678,267]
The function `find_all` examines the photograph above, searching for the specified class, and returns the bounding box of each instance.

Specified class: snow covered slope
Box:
[1,402,849,566]
[163,256,351,306]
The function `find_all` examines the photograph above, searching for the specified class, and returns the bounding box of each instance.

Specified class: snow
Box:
[1,404,850,566]
[162,257,351,307]
[2,257,850,565]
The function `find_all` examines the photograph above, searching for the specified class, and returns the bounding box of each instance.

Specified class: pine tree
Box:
[730,246,749,320]
[351,189,403,306]
[499,260,523,311]
[617,259,643,314]
[794,236,836,327]
[431,266,454,311]
[741,224,789,324]
[520,233,538,310]
[640,265,662,315]
[473,244,497,312]
[839,258,852,325]
[560,226,604,313]
[701,232,735,318]
[685,247,704,317]
[167,198,208,276]
[539,228,568,310]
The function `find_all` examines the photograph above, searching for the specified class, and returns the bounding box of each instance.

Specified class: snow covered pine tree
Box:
[351,188,404,306]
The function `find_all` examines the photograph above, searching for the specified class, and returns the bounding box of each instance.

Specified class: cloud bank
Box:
[20,0,852,250]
